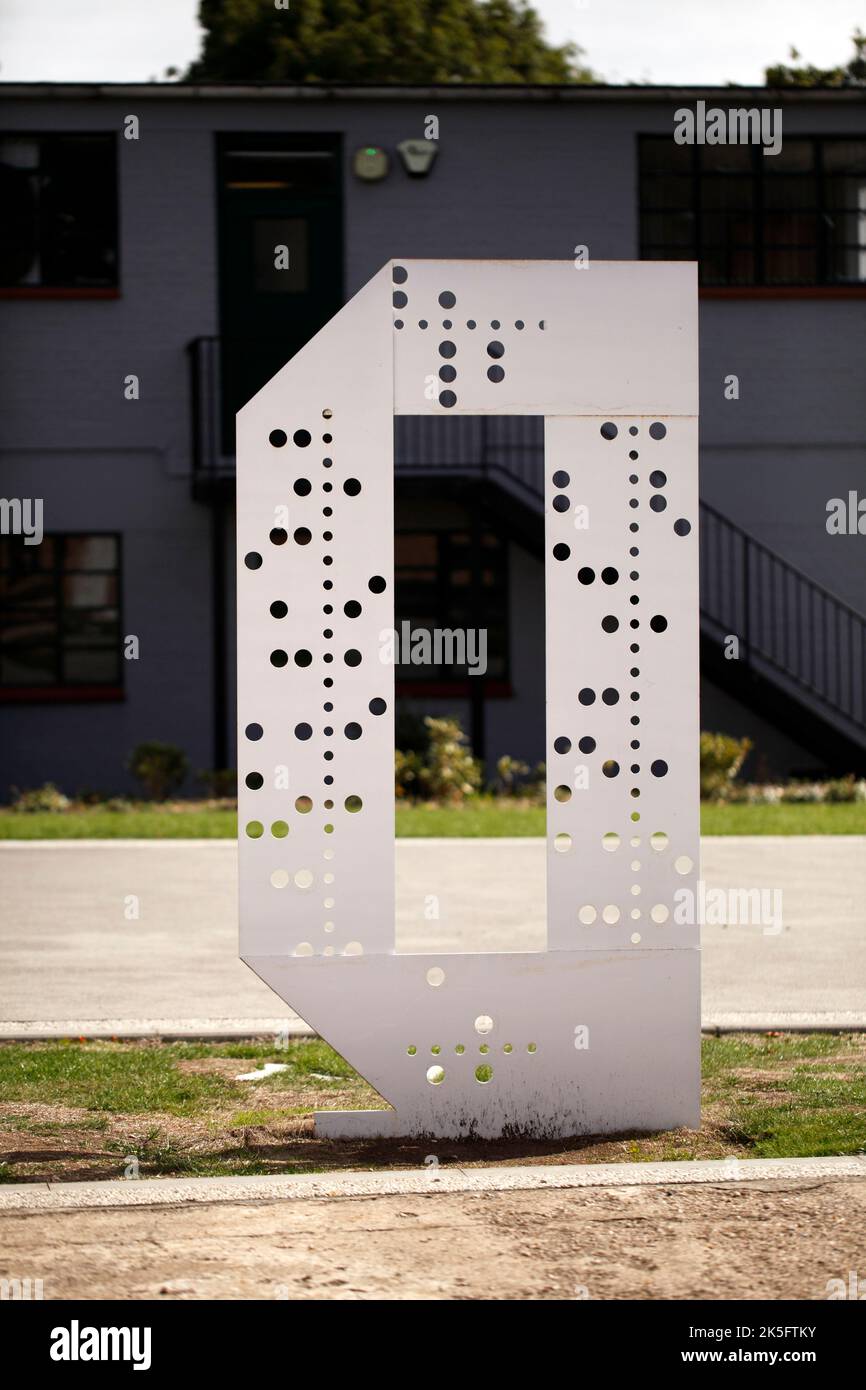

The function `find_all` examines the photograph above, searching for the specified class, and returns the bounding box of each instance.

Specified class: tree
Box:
[765,29,866,87]
[185,0,597,84]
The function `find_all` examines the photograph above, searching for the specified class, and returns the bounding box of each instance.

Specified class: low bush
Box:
[699,732,752,801]
[198,768,238,799]
[127,742,189,801]
[10,782,70,814]
[395,715,481,803]
[493,755,546,802]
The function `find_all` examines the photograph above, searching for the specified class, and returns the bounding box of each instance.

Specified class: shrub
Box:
[395,715,481,804]
[699,732,752,801]
[494,755,546,802]
[824,776,859,803]
[198,768,238,799]
[11,782,70,813]
[495,755,530,795]
[780,781,824,804]
[76,788,112,806]
[420,717,482,802]
[738,783,781,805]
[127,742,189,800]
[395,747,424,799]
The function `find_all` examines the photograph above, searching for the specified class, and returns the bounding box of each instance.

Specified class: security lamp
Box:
[397,139,438,178]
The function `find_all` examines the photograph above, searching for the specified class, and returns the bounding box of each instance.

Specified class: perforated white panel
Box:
[238,260,700,1140]
[545,416,700,952]
[392,260,697,418]
[237,270,396,961]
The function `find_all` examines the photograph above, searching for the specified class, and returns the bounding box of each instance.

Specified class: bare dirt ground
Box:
[3,1175,863,1300]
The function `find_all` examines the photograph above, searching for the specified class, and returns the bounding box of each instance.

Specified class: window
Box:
[639,136,866,287]
[0,134,118,289]
[0,534,122,694]
[395,528,508,681]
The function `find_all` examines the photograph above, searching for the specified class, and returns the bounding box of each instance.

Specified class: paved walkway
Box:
[1,838,864,1030]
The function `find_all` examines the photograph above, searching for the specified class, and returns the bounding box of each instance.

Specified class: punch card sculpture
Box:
[237,260,700,1139]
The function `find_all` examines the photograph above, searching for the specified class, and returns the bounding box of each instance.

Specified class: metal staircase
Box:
[395,415,866,770]
[187,333,866,768]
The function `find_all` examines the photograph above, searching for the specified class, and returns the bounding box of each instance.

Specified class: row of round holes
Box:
[551,764,668,798]
[578,903,672,926]
[409,1043,534,1056]
[244,795,362,826]
[427,1065,493,1085]
[624,446,642,834]
[553,831,695,856]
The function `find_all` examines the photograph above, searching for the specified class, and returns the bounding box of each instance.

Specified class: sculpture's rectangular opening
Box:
[393,414,546,954]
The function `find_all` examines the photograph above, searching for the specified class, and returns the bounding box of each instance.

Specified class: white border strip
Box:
[1,1156,863,1213]
[3,1015,863,1041]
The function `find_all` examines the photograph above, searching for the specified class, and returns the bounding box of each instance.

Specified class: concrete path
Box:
[1,837,864,1031]
[1,1158,863,1300]
[2,1154,863,1209]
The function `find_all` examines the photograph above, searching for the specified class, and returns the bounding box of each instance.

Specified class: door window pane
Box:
[253,218,309,293]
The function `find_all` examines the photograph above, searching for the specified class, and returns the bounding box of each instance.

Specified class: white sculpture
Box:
[237,260,700,1139]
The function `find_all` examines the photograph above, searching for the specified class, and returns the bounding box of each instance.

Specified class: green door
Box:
[217,134,343,451]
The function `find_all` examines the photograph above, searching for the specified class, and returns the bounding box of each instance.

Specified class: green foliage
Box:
[779,781,825,804]
[824,776,866,804]
[3,1037,865,1179]
[699,731,752,801]
[494,754,529,793]
[198,768,238,798]
[396,714,482,802]
[75,788,111,806]
[10,782,70,813]
[127,741,190,800]
[765,30,866,87]
[493,754,545,799]
[0,1043,234,1116]
[700,801,866,834]
[395,746,425,798]
[423,716,483,800]
[701,1034,866,1158]
[186,0,596,84]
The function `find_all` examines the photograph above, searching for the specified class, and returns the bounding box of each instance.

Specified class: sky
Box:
[0,0,863,86]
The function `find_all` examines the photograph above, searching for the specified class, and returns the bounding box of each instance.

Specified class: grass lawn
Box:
[0,1033,863,1183]
[0,807,239,840]
[1,798,864,839]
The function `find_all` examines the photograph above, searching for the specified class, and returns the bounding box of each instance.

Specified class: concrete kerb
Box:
[0,1018,313,1042]
[1,1155,864,1213]
[2,1014,864,1041]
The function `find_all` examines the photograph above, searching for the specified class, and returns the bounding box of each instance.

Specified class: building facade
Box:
[1,82,865,795]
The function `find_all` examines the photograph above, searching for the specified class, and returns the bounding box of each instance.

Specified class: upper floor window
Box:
[639,135,866,287]
[0,133,118,289]
[0,534,122,694]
